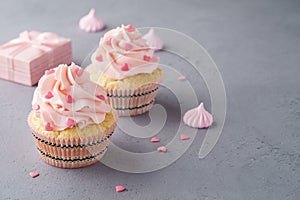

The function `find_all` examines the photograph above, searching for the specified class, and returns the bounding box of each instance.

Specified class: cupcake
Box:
[86,24,163,116]
[27,63,117,168]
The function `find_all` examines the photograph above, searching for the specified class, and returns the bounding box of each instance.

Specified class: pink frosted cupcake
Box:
[86,24,163,116]
[27,63,117,168]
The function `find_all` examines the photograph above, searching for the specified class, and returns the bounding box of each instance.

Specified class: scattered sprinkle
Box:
[180,135,190,140]
[115,185,126,193]
[44,91,53,99]
[157,146,167,152]
[120,63,129,71]
[29,172,39,178]
[150,137,160,143]
[177,76,186,81]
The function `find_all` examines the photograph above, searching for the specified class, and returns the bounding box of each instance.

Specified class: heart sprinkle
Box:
[67,118,76,128]
[96,54,103,62]
[29,172,39,178]
[45,69,55,75]
[143,55,151,62]
[96,95,105,100]
[115,185,126,193]
[124,43,133,51]
[74,67,84,77]
[150,137,160,143]
[120,63,129,71]
[157,146,167,152]
[125,25,135,32]
[45,123,53,131]
[180,135,190,140]
[66,95,74,103]
[44,91,53,99]
[177,76,186,81]
[32,103,40,110]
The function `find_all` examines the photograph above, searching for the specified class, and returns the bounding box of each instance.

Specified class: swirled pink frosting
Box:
[32,63,111,131]
[89,24,159,80]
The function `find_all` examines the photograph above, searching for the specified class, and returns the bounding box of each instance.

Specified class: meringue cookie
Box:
[183,103,213,128]
[143,28,163,51]
[79,8,105,32]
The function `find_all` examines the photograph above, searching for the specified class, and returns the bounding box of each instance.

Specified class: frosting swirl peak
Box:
[32,63,111,131]
[90,24,159,80]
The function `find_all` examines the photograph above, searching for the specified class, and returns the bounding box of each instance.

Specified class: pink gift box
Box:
[0,31,72,86]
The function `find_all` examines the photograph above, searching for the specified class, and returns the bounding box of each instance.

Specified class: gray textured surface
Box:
[1,0,300,199]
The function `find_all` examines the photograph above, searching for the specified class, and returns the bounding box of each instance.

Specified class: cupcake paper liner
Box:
[106,83,159,116]
[28,113,116,168]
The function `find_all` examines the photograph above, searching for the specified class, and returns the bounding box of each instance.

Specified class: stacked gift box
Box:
[0,31,72,86]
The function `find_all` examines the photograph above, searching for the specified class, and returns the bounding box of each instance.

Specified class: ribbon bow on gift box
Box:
[0,31,65,81]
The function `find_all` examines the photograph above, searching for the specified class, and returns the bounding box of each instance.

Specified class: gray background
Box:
[0,0,300,199]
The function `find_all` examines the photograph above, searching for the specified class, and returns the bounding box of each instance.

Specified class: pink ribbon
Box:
[0,31,63,81]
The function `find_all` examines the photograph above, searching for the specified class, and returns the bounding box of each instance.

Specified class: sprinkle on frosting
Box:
[32,63,111,131]
[157,146,167,152]
[45,122,53,131]
[32,103,40,110]
[96,54,103,62]
[120,63,129,71]
[79,8,105,32]
[45,69,55,75]
[44,92,53,99]
[183,102,213,129]
[142,28,163,51]
[96,95,105,100]
[88,24,159,80]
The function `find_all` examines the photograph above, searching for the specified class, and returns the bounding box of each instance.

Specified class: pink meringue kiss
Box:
[79,8,105,32]
[157,146,167,152]
[29,172,39,178]
[143,28,163,51]
[115,185,126,193]
[183,103,213,128]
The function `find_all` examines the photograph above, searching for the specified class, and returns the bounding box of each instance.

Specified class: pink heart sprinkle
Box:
[143,55,151,62]
[124,43,133,51]
[180,134,190,140]
[177,76,186,81]
[74,67,84,77]
[150,137,160,143]
[67,118,76,128]
[45,69,55,75]
[106,38,112,45]
[157,146,167,152]
[126,24,135,32]
[32,103,40,110]
[29,172,39,178]
[45,123,53,131]
[120,63,129,71]
[115,185,126,193]
[96,54,103,62]
[44,91,53,99]
[66,95,74,103]
[96,95,105,100]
